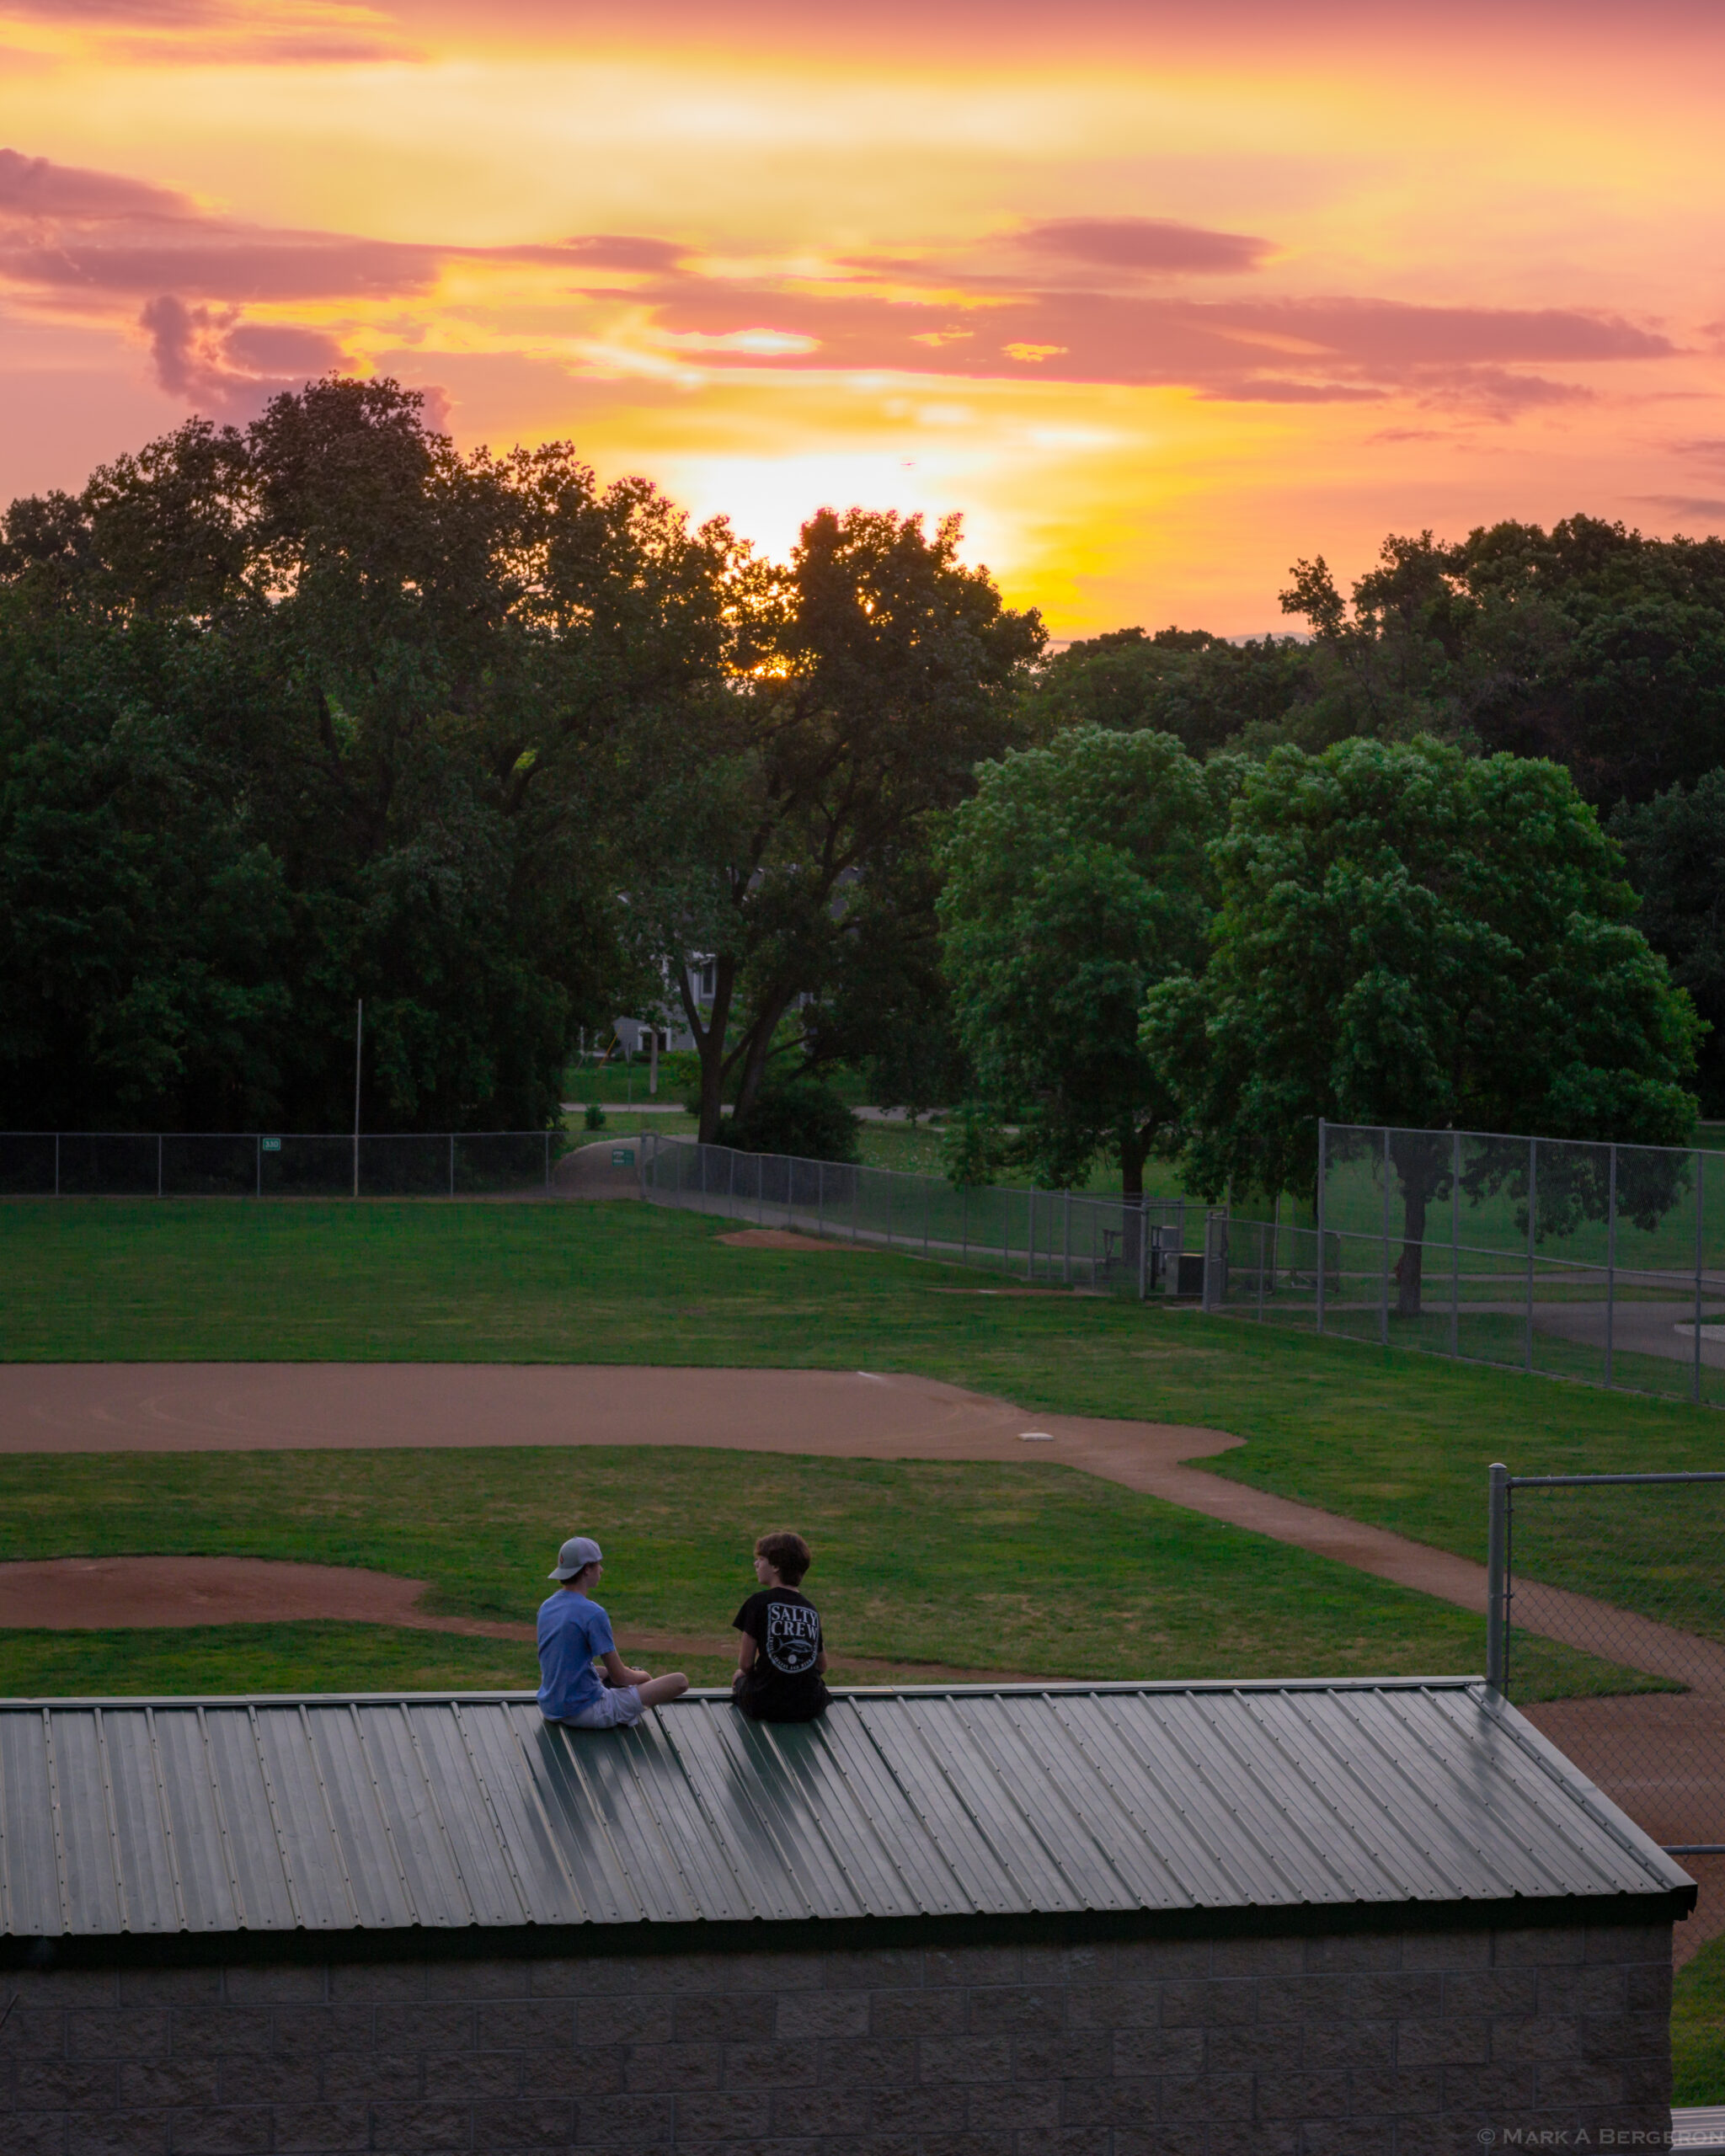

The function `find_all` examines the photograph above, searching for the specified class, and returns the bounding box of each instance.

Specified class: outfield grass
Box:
[4,1195,1723,1638]
[0,1444,1640,1701]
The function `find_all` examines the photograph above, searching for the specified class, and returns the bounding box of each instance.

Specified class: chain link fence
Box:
[640,1134,1205,1296]
[0,1131,561,1198]
[1210,1117,1725,1407]
[1486,1467,1725,1856]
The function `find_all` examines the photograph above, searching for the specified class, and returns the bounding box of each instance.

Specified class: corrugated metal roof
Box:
[0,1680,1690,1940]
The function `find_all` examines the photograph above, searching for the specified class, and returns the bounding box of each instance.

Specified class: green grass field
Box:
[3,1194,1722,1654]
[5,1195,1721,1513]
[0,1443,1640,1700]
[3,1193,1718,2091]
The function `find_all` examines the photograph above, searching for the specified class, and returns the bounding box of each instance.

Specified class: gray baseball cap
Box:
[548,1536,602,1582]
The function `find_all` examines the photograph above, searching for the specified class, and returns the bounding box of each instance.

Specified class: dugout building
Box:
[0,1677,1694,2152]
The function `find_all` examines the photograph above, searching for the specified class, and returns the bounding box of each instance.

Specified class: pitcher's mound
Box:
[717,1229,851,1251]
[0,1556,531,1641]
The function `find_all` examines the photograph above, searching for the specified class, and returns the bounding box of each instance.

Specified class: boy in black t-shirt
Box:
[731,1530,830,1722]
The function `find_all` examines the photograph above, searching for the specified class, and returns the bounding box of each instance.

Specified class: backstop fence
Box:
[1486,1465,1725,1857]
[640,1134,1206,1297]
[1209,1118,1725,1407]
[0,1130,561,1199]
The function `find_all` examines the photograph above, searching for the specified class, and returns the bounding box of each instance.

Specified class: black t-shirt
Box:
[732,1587,830,1721]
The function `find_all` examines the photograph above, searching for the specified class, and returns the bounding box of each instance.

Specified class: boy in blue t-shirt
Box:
[537,1536,689,1731]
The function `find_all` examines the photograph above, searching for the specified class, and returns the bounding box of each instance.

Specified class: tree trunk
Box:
[1120,1118,1148,1278]
[682,958,736,1145]
[1396,1181,1428,1318]
[1119,1117,1147,1201]
[731,988,794,1125]
[1388,1131,1449,1319]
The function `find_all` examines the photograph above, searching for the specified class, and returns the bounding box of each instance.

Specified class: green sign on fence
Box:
[261,1137,282,1153]
[611,1148,635,1167]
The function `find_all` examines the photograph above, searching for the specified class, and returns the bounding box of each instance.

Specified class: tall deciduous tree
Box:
[626,508,1042,1143]
[1142,736,1701,1312]
[0,378,735,1131]
[939,728,1239,1196]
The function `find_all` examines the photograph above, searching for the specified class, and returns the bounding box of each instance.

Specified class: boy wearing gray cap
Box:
[537,1537,689,1730]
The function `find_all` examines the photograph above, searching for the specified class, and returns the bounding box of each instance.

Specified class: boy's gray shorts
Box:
[560,1685,643,1731]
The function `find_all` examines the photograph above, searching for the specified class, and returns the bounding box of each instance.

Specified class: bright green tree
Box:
[939,727,1239,1197]
[1142,735,1701,1312]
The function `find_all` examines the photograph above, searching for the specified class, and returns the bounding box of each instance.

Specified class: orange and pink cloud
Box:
[1,3,1722,630]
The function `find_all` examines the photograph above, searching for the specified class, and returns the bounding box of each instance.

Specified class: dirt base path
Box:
[0,1358,1685,1630]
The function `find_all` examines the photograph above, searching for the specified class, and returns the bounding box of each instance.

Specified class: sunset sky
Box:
[3,0,1723,633]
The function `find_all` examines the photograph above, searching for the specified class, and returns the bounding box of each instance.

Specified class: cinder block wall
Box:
[0,1921,1673,2155]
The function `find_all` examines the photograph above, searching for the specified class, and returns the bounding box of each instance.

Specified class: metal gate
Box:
[1486,1465,1725,1854]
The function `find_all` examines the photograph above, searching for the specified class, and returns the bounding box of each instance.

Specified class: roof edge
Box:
[1,1889,1691,1976]
[0,1675,1487,1710]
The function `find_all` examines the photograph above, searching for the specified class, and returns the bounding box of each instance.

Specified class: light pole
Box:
[352,999,363,1199]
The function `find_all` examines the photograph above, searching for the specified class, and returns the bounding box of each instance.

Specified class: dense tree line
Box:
[0,379,1037,1135]
[1026,518,1725,809]
[5,385,1723,1197]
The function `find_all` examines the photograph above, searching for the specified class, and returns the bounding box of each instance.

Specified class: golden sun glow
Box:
[3,3,1723,631]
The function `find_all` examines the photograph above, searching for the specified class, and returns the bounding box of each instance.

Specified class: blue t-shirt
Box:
[537,1591,616,1721]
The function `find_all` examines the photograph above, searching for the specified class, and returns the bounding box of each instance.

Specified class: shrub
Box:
[726,1074,861,1162]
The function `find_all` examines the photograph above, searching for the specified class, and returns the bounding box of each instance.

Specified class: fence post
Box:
[1605,1142,1618,1388]
[1696,1146,1706,1406]
[853,1166,859,1243]
[1202,1208,1226,1311]
[1381,1126,1391,1346]
[157,1134,163,1199]
[256,1134,261,1200]
[1525,1136,1536,1373]
[1139,1198,1148,1301]
[1256,1219,1266,1321]
[818,1159,825,1240]
[1063,1191,1071,1288]
[1027,1190,1034,1283]
[1485,1461,1509,1692]
[925,1175,932,1262]
[1450,1129,1461,1358]
[1315,1118,1327,1333]
[961,1186,968,1267]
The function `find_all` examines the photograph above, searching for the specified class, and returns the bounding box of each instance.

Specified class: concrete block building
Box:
[0,1678,1695,2152]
